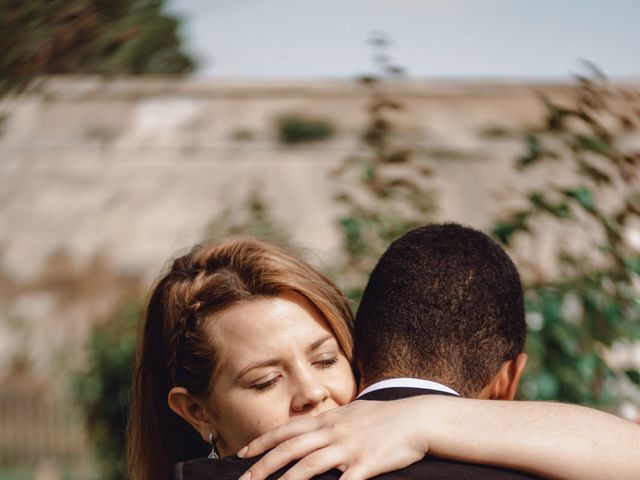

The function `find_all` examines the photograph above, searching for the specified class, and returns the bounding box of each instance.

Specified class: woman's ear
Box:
[167,386,216,442]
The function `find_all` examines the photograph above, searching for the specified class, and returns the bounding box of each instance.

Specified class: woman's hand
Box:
[237,398,433,480]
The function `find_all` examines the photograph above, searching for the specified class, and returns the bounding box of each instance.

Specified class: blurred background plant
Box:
[332,32,436,302]
[72,302,140,480]
[0,0,195,95]
[491,64,640,409]
[276,114,335,145]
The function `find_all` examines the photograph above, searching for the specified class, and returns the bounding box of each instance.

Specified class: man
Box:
[176,223,536,479]
[346,222,533,478]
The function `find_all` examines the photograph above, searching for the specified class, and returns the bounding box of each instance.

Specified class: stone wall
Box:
[0,76,637,377]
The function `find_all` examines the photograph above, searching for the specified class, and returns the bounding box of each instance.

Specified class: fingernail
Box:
[237,446,248,458]
[238,472,251,480]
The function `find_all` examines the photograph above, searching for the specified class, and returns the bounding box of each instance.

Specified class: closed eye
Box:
[314,357,338,368]
[251,376,280,391]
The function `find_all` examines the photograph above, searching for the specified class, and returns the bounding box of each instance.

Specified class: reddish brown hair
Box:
[127,237,354,480]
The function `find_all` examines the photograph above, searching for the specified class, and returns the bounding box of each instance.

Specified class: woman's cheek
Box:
[244,392,291,435]
[335,363,358,404]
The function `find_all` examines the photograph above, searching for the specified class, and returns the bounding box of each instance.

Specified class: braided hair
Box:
[127,237,354,480]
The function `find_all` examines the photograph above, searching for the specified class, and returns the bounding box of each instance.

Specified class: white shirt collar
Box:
[357,377,461,398]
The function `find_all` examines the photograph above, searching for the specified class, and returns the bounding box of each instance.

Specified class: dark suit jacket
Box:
[174,387,541,479]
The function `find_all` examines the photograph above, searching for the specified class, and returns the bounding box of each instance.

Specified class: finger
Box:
[240,430,331,480]
[239,416,323,458]
[278,448,346,480]
[338,464,370,480]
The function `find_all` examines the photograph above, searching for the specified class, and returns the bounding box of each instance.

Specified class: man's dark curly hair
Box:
[355,223,526,397]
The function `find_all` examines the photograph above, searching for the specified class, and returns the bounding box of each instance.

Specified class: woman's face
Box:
[207,292,356,456]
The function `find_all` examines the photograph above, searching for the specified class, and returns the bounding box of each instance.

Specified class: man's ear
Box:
[481,353,528,400]
[167,386,215,442]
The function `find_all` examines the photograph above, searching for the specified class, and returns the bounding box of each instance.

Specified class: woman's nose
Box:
[290,371,329,413]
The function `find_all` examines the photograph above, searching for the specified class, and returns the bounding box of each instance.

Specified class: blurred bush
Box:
[276,114,335,145]
[492,65,640,409]
[0,0,195,95]
[73,302,140,480]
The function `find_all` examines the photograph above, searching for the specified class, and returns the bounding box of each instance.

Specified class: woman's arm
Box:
[424,397,639,479]
[237,396,640,480]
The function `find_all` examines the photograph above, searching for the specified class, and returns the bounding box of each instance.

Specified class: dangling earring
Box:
[208,432,219,459]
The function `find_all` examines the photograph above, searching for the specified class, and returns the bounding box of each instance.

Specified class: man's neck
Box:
[357,377,461,398]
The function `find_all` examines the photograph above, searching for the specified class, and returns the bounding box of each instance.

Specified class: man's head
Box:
[355,223,527,399]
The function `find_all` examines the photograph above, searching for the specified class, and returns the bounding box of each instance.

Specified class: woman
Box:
[127,237,639,480]
[128,236,357,479]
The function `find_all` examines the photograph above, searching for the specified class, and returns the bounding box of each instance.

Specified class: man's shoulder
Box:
[317,456,541,480]
[175,455,541,480]
[405,455,541,479]
[174,457,341,480]
[174,457,245,480]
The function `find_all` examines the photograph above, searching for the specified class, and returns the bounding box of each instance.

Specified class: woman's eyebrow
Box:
[236,358,279,381]
[307,334,334,353]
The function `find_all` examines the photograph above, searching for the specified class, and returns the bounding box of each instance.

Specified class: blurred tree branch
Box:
[0,0,196,96]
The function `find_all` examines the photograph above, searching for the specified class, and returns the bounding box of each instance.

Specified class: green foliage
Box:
[73,302,141,480]
[334,33,435,302]
[520,278,640,406]
[0,468,35,480]
[492,64,640,409]
[0,0,195,95]
[276,114,335,145]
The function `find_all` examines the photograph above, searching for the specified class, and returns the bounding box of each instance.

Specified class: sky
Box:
[167,0,640,79]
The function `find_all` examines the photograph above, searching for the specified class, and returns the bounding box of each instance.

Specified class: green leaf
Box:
[623,257,640,275]
[277,115,335,144]
[625,370,640,385]
[564,188,595,212]
[518,135,544,167]
[541,96,572,130]
[492,223,518,245]
[529,192,547,209]
[492,213,530,245]
[552,203,572,219]
[527,192,572,219]
[536,372,560,399]
[363,163,376,181]
[576,354,598,380]
[576,135,610,155]
[339,217,366,254]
